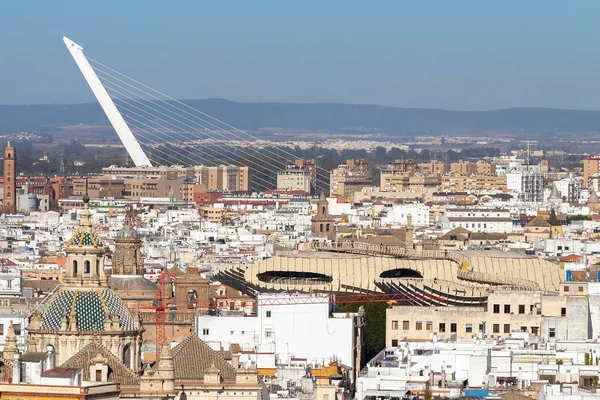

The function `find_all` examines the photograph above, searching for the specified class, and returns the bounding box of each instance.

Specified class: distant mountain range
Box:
[1,98,600,136]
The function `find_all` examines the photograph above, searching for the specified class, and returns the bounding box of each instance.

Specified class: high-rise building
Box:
[583,156,600,189]
[507,170,544,202]
[294,159,317,192]
[277,165,311,193]
[3,143,15,213]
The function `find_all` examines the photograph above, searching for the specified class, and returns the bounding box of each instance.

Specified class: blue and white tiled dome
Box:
[39,288,136,332]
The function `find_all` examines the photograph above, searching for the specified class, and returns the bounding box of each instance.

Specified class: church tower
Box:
[112,213,144,275]
[3,143,15,213]
[63,195,107,287]
[311,192,335,241]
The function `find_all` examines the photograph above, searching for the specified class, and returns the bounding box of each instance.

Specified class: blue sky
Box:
[1,1,600,110]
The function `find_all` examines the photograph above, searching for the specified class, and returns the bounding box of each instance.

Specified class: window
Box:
[558,246,563,251]
[403,321,410,330]
[578,286,584,293]
[450,323,457,333]
[439,323,446,333]
[392,320,398,330]
[96,370,102,382]
[479,323,484,332]
[549,328,556,338]
[230,331,234,336]
[265,330,272,338]
[241,331,245,336]
[521,326,527,332]
[466,324,473,333]
[504,304,511,314]
[426,321,433,331]
[416,321,423,330]
[493,324,500,333]
[391,339,398,346]
[202,328,209,335]
[561,307,566,317]
[266,310,271,318]
[0,324,3,335]
[519,305,525,314]
[564,286,570,293]
[504,324,510,334]
[493,304,500,313]
[532,327,539,335]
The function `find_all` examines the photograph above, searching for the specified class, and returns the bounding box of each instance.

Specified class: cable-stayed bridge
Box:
[63,37,330,193]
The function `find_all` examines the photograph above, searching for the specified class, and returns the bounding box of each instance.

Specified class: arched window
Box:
[322,206,326,215]
[73,260,78,277]
[187,289,198,308]
[84,260,91,277]
[96,260,100,277]
[320,223,324,232]
[326,223,330,232]
[122,344,131,369]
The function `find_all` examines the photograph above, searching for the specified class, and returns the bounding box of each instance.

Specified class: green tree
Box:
[335,302,389,366]
[549,209,559,226]
[424,386,433,400]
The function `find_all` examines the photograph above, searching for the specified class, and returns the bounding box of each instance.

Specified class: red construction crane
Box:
[144,272,446,358]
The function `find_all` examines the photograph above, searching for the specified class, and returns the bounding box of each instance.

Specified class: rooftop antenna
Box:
[526,140,530,170]
[63,37,152,168]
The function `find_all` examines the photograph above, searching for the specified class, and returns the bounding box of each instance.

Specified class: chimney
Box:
[441,369,446,387]
[46,344,55,370]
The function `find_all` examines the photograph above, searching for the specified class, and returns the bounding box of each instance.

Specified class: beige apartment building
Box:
[294,159,317,192]
[449,160,494,176]
[101,164,249,192]
[583,156,600,189]
[277,165,311,193]
[440,175,506,192]
[386,284,589,345]
[380,171,441,192]
[330,159,372,199]
[418,160,449,175]
[192,165,249,192]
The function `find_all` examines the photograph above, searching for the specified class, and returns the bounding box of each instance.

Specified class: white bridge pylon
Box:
[63,37,152,168]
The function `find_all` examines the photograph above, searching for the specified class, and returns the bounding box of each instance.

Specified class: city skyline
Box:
[2,1,600,110]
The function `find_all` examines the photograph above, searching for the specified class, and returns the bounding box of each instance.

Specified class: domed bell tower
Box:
[64,194,107,287]
[112,212,144,276]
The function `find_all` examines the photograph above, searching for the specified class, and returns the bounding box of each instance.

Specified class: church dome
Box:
[38,288,137,332]
[65,208,105,249]
[115,226,139,240]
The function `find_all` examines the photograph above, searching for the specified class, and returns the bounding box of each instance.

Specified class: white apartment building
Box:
[554,175,583,203]
[507,170,544,202]
[196,293,363,380]
[443,207,513,233]
[380,203,430,227]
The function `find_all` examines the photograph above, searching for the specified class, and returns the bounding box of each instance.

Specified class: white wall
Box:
[197,294,355,370]
[381,204,430,227]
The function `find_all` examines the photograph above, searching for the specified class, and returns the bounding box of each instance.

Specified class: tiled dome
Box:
[39,288,136,332]
[67,229,104,247]
[65,208,105,249]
